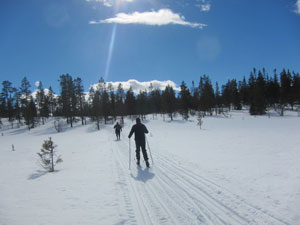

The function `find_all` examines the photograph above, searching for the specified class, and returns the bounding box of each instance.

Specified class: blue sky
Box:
[0,0,300,93]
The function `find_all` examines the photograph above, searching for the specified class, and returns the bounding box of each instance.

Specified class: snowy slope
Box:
[0,111,299,225]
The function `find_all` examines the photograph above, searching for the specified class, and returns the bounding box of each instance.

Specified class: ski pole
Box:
[146,136,154,166]
[129,138,131,170]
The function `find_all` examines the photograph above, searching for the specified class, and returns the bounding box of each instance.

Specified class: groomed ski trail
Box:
[109,132,289,225]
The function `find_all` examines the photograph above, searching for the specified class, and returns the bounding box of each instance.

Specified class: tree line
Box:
[0,68,300,130]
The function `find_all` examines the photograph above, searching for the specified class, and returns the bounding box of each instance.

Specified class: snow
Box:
[0,111,299,225]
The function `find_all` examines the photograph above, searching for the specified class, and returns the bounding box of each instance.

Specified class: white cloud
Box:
[86,0,112,7]
[200,3,211,12]
[31,88,57,99]
[90,9,206,28]
[86,0,133,7]
[35,81,41,88]
[195,0,211,12]
[91,79,180,94]
[295,0,300,14]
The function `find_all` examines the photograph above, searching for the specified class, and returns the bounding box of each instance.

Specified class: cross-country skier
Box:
[128,117,150,168]
[114,122,122,140]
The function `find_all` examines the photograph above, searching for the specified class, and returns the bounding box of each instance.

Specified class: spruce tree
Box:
[136,90,148,120]
[92,90,101,130]
[24,96,37,129]
[199,75,215,115]
[179,81,191,120]
[239,76,249,106]
[59,74,76,127]
[0,81,18,125]
[190,81,199,112]
[279,69,292,115]
[74,77,86,125]
[35,81,47,124]
[161,85,177,120]
[148,85,162,117]
[116,83,125,122]
[125,87,136,117]
[101,89,110,124]
[249,71,267,115]
[107,83,116,121]
[292,72,300,105]
[215,82,222,114]
[47,86,56,116]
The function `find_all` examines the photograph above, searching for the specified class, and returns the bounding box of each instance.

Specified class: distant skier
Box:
[128,117,150,168]
[114,122,122,140]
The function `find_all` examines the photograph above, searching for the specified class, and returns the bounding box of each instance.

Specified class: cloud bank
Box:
[89,9,206,28]
[91,79,180,94]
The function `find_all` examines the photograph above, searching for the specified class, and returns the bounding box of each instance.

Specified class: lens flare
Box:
[104,23,117,81]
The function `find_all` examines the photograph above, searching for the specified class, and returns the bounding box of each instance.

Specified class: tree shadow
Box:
[131,166,155,183]
[28,170,53,180]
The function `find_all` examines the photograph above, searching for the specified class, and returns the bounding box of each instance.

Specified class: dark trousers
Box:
[116,131,120,140]
[135,139,148,162]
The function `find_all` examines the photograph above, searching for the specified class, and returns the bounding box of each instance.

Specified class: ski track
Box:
[156,154,289,225]
[109,132,289,225]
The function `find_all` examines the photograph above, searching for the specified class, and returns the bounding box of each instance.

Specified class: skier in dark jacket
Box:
[128,117,150,167]
[114,122,122,140]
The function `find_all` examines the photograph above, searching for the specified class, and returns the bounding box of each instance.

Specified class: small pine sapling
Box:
[37,137,62,172]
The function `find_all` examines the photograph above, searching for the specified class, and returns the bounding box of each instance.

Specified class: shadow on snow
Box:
[131,166,155,183]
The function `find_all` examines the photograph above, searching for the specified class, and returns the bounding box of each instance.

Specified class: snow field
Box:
[0,110,299,224]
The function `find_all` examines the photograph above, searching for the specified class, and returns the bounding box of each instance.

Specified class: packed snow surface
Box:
[1,110,300,225]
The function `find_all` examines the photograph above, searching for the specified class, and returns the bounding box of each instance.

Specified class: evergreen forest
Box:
[1,68,300,130]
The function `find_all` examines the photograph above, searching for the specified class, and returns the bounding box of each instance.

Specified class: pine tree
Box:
[102,89,110,124]
[152,88,162,116]
[189,81,198,112]
[199,75,215,115]
[292,72,300,105]
[215,82,222,114]
[148,83,155,116]
[249,71,267,115]
[37,137,62,172]
[266,71,280,109]
[59,74,76,127]
[91,90,101,130]
[14,97,22,126]
[162,85,177,120]
[125,87,136,116]
[35,81,47,124]
[74,77,86,125]
[148,84,162,117]
[136,90,148,119]
[47,86,56,116]
[179,81,191,120]
[279,69,292,115]
[20,77,31,99]
[107,83,116,121]
[115,83,125,122]
[0,81,16,122]
[239,76,249,106]
[24,96,37,129]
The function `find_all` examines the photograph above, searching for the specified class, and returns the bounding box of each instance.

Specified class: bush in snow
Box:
[37,137,62,172]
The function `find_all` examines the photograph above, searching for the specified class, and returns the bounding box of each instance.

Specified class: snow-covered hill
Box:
[1,111,299,225]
